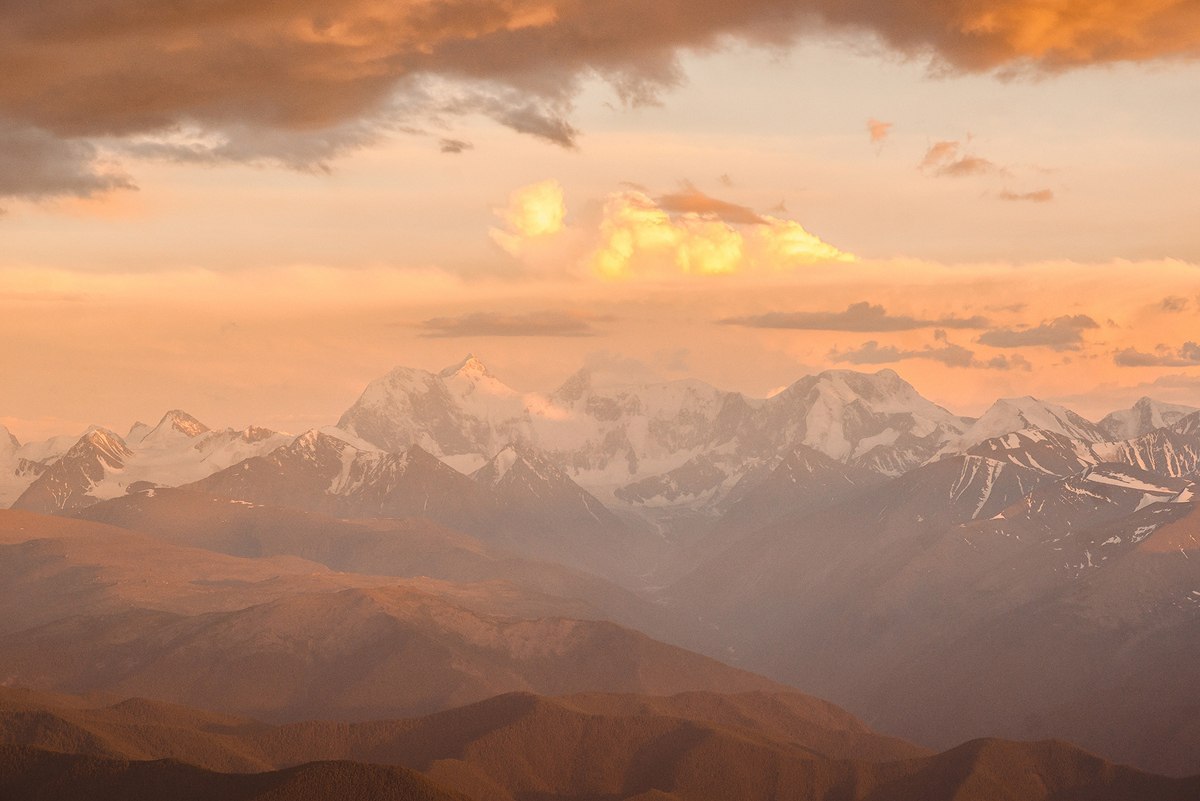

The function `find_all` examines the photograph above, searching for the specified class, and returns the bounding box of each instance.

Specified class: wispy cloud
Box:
[829,338,1031,370]
[1114,342,1200,367]
[978,315,1099,350]
[867,118,893,145]
[722,302,988,331]
[419,311,606,338]
[439,138,473,154]
[999,188,1055,203]
[656,187,766,225]
[920,140,1005,178]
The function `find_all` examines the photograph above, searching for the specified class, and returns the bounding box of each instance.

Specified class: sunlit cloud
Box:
[588,189,852,279]
[999,188,1055,203]
[867,118,893,144]
[920,140,1005,177]
[490,179,567,256]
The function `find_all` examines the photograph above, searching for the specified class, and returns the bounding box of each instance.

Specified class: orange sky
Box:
[1,2,1198,441]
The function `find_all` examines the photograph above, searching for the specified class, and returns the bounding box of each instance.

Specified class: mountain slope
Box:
[0,746,463,801]
[0,584,787,722]
[75,487,681,643]
[2,691,1198,801]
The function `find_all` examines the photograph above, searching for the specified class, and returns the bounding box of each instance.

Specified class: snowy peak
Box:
[73,427,134,466]
[157,409,210,438]
[473,442,568,490]
[550,367,592,403]
[944,396,1106,455]
[0,425,18,460]
[11,427,134,515]
[137,410,210,446]
[1099,397,1198,440]
[338,356,528,462]
[438,353,492,381]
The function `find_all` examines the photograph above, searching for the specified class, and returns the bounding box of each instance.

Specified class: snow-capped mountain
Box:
[12,427,134,514]
[1099,397,1199,440]
[965,429,1103,476]
[10,411,290,514]
[342,359,971,512]
[0,425,80,506]
[187,427,495,531]
[938,396,1108,457]
[337,355,533,474]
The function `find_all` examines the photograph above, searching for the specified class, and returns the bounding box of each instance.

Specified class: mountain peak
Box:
[153,409,210,439]
[74,427,133,463]
[0,424,19,457]
[439,353,491,380]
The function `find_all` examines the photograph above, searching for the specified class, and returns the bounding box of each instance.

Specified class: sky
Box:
[2,1,1199,441]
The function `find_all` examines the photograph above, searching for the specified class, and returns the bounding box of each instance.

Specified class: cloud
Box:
[999,188,1055,202]
[867,118,893,144]
[419,310,603,338]
[722,302,989,331]
[589,189,851,278]
[1158,295,1190,313]
[919,140,1004,177]
[1114,342,1200,367]
[2,1,1196,199]
[978,314,1099,350]
[0,122,134,205]
[656,187,766,225]
[439,138,474,154]
[829,339,1030,370]
[490,179,567,255]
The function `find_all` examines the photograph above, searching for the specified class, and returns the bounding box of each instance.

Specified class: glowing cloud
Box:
[491,179,567,256]
[589,189,852,279]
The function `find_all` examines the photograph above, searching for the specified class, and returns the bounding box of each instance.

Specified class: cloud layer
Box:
[1114,342,1200,367]
[419,310,602,338]
[978,314,1099,350]
[723,302,988,331]
[2,1,1197,200]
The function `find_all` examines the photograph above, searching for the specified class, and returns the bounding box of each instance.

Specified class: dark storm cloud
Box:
[419,310,605,337]
[1,0,1197,198]
[978,315,1099,350]
[0,122,135,203]
[722,302,990,332]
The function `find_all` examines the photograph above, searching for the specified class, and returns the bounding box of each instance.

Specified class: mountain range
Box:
[2,356,1200,791]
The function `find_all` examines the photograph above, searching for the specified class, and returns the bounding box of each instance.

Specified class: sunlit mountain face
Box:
[2,2,1199,799]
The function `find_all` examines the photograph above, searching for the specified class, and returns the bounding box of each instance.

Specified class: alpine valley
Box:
[3,355,1199,799]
